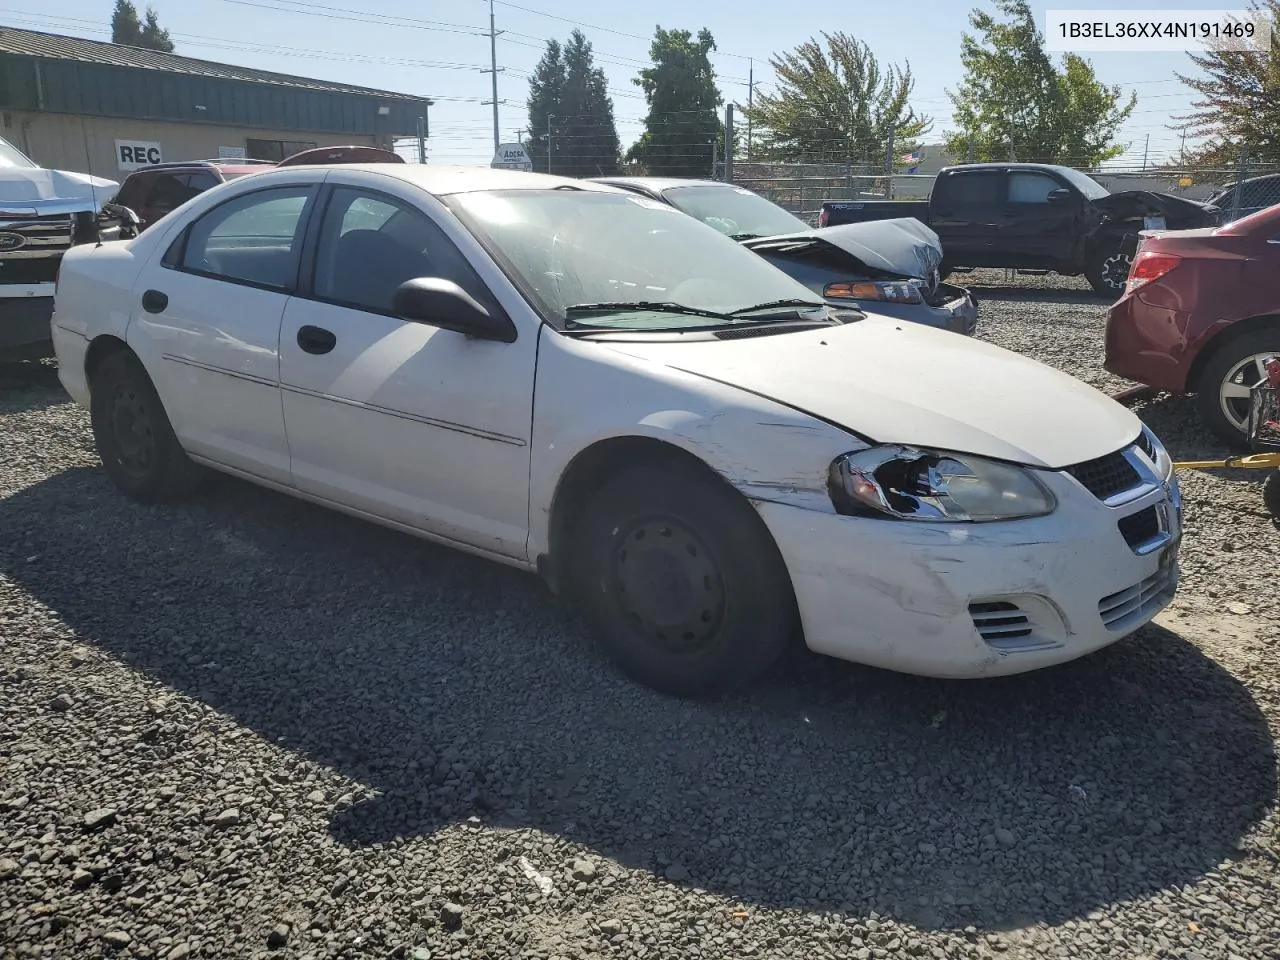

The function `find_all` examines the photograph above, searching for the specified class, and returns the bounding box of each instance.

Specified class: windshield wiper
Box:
[729,232,764,240]
[565,301,734,323]
[729,298,828,316]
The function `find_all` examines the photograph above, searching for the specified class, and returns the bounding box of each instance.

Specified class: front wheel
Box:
[1085,242,1134,298]
[567,460,798,698]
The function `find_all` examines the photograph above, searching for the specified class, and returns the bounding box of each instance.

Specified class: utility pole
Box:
[723,104,734,183]
[547,114,553,174]
[746,58,754,161]
[1179,126,1187,163]
[1142,133,1150,171]
[516,128,525,146]
[485,0,503,154]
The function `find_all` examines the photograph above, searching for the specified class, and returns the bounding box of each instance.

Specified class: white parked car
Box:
[50,163,1183,698]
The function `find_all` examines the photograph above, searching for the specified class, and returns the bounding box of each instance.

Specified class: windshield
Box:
[448,189,825,329]
[1055,166,1110,200]
[661,184,810,239]
[0,135,38,169]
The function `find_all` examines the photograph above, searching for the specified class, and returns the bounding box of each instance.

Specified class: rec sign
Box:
[115,140,163,171]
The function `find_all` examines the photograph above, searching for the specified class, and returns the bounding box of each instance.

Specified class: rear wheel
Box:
[90,350,206,502]
[1194,330,1280,448]
[566,460,798,698]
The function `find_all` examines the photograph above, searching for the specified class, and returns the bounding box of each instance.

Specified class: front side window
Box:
[448,189,824,328]
[661,185,810,239]
[178,186,311,290]
[1008,172,1063,204]
[312,186,495,316]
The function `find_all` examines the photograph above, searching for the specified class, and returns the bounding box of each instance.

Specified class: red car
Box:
[1105,202,1280,446]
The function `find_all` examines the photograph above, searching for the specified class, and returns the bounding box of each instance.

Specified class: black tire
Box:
[89,350,206,503]
[1194,329,1280,448]
[1263,470,1280,523]
[566,460,798,698]
[1085,241,1134,299]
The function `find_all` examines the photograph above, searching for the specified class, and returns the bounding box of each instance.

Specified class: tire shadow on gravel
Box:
[0,360,66,414]
[1,466,1275,934]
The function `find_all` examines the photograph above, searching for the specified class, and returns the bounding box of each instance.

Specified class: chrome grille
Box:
[0,215,74,260]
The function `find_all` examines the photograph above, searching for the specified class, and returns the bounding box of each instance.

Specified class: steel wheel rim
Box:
[612,516,726,654]
[108,384,156,480]
[1218,352,1278,433]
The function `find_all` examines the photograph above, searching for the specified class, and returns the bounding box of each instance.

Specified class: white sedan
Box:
[50,162,1183,698]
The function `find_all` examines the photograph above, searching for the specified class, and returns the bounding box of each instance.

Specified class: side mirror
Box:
[392,277,515,342]
[1046,188,1072,203]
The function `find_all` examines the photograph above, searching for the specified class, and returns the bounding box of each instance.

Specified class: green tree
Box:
[946,0,1135,165]
[140,7,175,53]
[111,1,175,52]
[627,27,723,177]
[526,39,566,173]
[110,0,143,45]
[745,33,930,166]
[525,32,620,175]
[1175,0,1279,165]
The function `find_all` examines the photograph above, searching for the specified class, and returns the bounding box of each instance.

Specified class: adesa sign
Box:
[115,140,163,171]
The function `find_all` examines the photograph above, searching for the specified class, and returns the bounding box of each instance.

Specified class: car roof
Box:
[590,176,730,192]
[127,160,271,178]
[234,163,624,197]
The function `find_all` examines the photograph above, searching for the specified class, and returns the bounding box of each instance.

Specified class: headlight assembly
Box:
[828,446,1056,522]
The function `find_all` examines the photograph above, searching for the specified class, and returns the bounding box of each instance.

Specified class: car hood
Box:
[602,315,1139,469]
[0,167,119,214]
[1092,190,1220,224]
[741,217,942,280]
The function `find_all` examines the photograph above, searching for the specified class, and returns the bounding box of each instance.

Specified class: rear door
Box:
[127,174,325,483]
[929,169,1006,265]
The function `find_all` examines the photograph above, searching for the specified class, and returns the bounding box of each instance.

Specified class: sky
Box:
[0,0,1256,167]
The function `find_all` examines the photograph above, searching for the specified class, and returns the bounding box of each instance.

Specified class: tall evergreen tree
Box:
[746,33,930,165]
[526,33,619,176]
[1175,0,1279,165]
[557,31,620,176]
[140,7,175,53]
[526,40,565,174]
[111,1,175,52]
[627,27,723,177]
[945,0,1134,165]
[111,0,143,46]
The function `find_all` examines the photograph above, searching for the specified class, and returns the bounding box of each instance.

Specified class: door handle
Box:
[141,289,168,314]
[296,324,336,355]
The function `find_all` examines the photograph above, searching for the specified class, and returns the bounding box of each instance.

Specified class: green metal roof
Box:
[0,25,423,101]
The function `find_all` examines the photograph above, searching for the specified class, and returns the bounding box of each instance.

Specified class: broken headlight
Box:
[828,446,1056,522]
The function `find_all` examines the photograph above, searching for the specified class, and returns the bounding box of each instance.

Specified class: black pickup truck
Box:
[819,162,1223,297]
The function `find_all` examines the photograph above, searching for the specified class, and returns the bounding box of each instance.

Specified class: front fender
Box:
[527,329,867,558]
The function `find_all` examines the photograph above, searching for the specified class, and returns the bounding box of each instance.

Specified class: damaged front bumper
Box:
[854,281,979,336]
[755,468,1180,678]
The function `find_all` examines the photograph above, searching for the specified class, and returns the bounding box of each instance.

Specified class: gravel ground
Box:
[2,278,1279,960]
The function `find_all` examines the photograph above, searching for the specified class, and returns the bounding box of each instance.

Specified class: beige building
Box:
[0,26,431,179]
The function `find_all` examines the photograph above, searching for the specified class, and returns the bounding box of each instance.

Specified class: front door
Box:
[277,183,537,559]
[1003,169,1078,266]
[128,181,321,484]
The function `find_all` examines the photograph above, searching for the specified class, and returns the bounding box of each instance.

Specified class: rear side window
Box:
[939,171,1004,205]
[175,186,312,291]
[185,171,221,193]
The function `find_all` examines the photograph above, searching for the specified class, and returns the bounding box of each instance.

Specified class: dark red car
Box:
[1105,202,1280,446]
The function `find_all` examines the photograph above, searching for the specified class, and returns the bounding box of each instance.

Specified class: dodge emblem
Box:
[0,232,27,252]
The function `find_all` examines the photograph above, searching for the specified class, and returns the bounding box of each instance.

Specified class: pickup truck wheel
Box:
[1194,331,1280,448]
[1086,244,1133,298]
[568,461,797,698]
[90,351,206,503]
